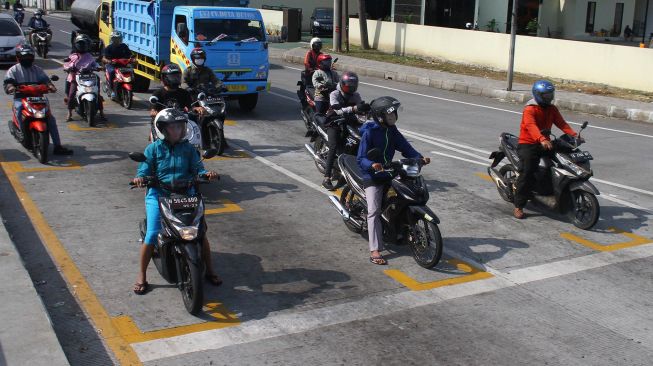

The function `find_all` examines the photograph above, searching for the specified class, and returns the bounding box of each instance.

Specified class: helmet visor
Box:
[165,73,182,87]
[540,91,554,104]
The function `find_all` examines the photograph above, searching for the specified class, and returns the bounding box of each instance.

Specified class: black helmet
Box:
[190,47,206,66]
[160,63,182,88]
[16,43,35,59]
[73,34,91,53]
[153,108,187,142]
[339,71,359,95]
[35,8,44,16]
[370,96,401,126]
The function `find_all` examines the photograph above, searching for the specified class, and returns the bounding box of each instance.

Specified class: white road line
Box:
[268,90,297,102]
[599,195,652,213]
[282,64,653,139]
[59,30,72,35]
[131,242,653,362]
[403,130,492,155]
[591,178,653,197]
[402,132,491,162]
[430,151,486,167]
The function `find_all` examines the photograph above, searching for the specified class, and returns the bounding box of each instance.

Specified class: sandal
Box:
[133,281,149,295]
[369,256,387,265]
[205,273,223,286]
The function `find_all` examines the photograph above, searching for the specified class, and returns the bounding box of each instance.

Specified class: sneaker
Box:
[322,177,335,190]
[513,208,525,219]
[53,145,73,155]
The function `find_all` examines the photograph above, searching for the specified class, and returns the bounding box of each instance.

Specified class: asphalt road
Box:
[1,12,652,366]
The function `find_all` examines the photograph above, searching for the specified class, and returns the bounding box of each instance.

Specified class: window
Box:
[0,19,21,36]
[613,3,624,36]
[585,2,596,33]
[194,19,265,42]
[101,2,110,25]
[174,15,188,45]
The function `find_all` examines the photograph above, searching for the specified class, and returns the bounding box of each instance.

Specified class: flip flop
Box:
[133,281,149,295]
[205,274,223,287]
[369,256,387,265]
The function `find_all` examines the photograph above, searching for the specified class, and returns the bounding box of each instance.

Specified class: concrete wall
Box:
[259,8,284,37]
[477,0,509,33]
[248,0,360,32]
[349,18,653,92]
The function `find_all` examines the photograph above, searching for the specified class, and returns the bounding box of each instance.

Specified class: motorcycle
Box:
[64,58,103,127]
[297,59,337,134]
[487,121,600,229]
[149,99,202,151]
[8,75,59,164]
[128,149,218,315]
[189,84,229,155]
[29,27,51,59]
[304,113,366,189]
[103,58,134,109]
[14,8,24,26]
[329,149,444,269]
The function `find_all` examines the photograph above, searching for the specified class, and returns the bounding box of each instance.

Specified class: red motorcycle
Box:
[9,77,58,164]
[104,58,134,109]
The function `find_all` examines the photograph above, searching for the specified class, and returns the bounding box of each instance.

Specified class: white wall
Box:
[259,8,284,36]
[248,0,360,32]
[476,0,509,33]
[558,0,637,38]
[349,18,653,92]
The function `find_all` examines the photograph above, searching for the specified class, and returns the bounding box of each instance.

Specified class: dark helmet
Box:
[339,71,359,95]
[532,80,555,107]
[73,34,91,53]
[370,96,401,126]
[109,31,122,44]
[160,63,182,88]
[316,53,332,71]
[190,47,206,66]
[16,43,35,59]
[35,8,44,16]
[153,108,187,142]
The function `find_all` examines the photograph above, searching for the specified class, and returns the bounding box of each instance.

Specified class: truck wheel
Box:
[238,93,258,112]
[132,74,151,93]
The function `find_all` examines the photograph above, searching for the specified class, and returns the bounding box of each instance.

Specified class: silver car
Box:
[0,13,26,65]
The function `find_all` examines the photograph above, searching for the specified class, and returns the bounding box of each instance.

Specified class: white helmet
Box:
[310,37,322,52]
[153,108,187,142]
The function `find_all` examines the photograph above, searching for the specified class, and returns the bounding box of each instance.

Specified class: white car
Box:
[0,13,26,65]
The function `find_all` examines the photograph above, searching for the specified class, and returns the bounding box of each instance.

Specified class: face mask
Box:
[19,59,34,67]
[384,112,398,126]
[194,59,205,66]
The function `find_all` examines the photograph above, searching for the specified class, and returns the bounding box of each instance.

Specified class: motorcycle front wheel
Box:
[32,129,49,164]
[404,218,443,269]
[85,100,96,127]
[121,88,133,110]
[180,255,203,315]
[208,124,225,155]
[568,190,600,230]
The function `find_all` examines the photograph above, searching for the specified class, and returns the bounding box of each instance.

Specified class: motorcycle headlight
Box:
[313,21,320,27]
[34,110,46,118]
[122,76,132,82]
[556,153,590,177]
[256,65,267,80]
[178,226,199,241]
[83,86,94,93]
[402,163,420,177]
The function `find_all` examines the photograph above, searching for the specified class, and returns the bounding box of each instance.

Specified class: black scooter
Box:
[488,121,600,229]
[129,149,217,315]
[329,149,444,268]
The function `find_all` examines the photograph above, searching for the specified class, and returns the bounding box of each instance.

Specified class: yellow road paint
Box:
[384,259,493,291]
[561,227,652,252]
[205,199,244,215]
[68,122,118,131]
[475,172,493,182]
[224,120,237,126]
[0,162,142,365]
[206,150,251,161]
[4,160,82,173]
[112,302,240,344]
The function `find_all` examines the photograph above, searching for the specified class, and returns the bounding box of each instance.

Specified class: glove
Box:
[356,102,370,113]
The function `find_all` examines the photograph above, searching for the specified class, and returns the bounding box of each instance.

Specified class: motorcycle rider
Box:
[183,47,223,91]
[64,34,107,121]
[300,37,322,91]
[150,64,206,117]
[12,0,23,11]
[102,31,133,99]
[321,71,370,190]
[357,96,430,265]
[27,9,52,49]
[3,45,73,155]
[513,80,581,219]
[311,53,337,114]
[131,109,220,294]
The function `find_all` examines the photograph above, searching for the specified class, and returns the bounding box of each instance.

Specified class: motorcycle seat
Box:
[306,86,316,100]
[501,132,519,150]
[339,154,366,186]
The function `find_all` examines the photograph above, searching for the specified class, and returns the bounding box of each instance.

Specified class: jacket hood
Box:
[526,98,539,106]
[359,120,383,134]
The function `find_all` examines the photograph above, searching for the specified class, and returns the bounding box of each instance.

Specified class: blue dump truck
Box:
[72,0,269,111]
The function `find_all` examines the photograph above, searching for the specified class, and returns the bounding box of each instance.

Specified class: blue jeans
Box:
[13,99,61,146]
[105,64,116,91]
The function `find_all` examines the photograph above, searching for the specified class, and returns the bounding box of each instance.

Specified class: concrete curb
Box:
[0,216,70,365]
[279,49,653,124]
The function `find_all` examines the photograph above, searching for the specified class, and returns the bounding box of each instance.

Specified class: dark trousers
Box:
[315,100,329,114]
[325,126,341,178]
[514,143,542,209]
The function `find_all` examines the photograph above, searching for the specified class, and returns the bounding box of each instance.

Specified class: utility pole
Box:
[507,0,518,91]
[643,0,650,46]
[333,0,342,52]
[344,0,349,52]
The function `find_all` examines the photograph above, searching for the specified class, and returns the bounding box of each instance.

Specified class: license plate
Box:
[169,196,199,210]
[226,84,247,92]
[569,151,593,161]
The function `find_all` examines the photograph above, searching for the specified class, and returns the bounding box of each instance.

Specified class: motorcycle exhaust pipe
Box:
[328,195,350,220]
[304,143,320,162]
[487,167,507,188]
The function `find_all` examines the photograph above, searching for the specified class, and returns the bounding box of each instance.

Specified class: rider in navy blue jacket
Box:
[356,96,430,265]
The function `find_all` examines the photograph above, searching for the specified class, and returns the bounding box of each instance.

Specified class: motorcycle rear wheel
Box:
[313,137,326,175]
[340,186,364,234]
[404,219,443,269]
[498,164,517,203]
[180,256,203,315]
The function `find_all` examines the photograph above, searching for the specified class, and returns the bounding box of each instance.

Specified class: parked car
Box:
[0,13,25,65]
[311,7,333,36]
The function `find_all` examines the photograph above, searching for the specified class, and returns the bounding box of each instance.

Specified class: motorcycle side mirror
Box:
[149,96,159,104]
[367,148,382,161]
[581,121,589,130]
[197,92,206,101]
[63,57,70,62]
[128,152,147,162]
[333,57,339,63]
[202,149,218,160]
[50,75,59,81]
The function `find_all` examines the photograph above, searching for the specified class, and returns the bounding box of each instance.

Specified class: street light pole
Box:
[507,0,518,91]
[643,0,650,45]
[333,0,342,52]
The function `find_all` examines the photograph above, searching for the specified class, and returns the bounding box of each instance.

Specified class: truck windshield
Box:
[194,19,265,42]
[0,20,21,36]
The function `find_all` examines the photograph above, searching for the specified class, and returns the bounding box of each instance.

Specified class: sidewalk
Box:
[0,216,69,366]
[278,46,653,123]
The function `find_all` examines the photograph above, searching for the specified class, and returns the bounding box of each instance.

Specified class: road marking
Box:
[3,160,81,173]
[431,150,487,166]
[131,242,653,362]
[384,259,493,291]
[281,64,653,139]
[561,227,652,252]
[68,122,118,131]
[224,119,237,126]
[205,150,251,161]
[112,302,240,344]
[475,172,493,182]
[59,30,72,35]
[205,199,243,216]
[0,161,141,365]
[268,90,297,102]
[591,178,653,197]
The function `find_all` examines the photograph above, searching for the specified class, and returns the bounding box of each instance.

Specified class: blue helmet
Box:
[532,80,555,106]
